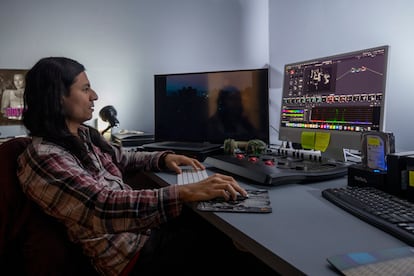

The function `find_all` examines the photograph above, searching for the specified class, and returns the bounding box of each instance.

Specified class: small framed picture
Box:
[0,69,28,125]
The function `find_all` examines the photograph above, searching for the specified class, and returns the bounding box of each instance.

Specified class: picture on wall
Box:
[0,69,28,125]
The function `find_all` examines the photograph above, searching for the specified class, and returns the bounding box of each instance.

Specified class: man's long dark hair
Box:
[22,57,114,167]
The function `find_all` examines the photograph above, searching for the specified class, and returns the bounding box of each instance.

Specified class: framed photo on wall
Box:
[0,69,28,125]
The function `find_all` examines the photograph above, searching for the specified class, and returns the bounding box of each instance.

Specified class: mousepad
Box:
[196,189,272,213]
[327,246,414,276]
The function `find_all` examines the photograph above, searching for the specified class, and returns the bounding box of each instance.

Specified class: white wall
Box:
[0,0,269,137]
[269,0,414,152]
[6,0,410,152]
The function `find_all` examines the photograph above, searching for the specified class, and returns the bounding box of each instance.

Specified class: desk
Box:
[152,165,408,276]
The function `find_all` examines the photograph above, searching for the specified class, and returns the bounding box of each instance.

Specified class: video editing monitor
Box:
[279,45,389,161]
[154,68,269,144]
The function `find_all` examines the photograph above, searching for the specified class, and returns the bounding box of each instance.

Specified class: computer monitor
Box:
[154,68,269,144]
[278,45,389,161]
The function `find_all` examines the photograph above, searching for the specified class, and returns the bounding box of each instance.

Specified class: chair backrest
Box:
[0,137,97,275]
[0,137,32,253]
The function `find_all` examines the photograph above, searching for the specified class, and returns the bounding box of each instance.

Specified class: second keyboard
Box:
[322,186,414,246]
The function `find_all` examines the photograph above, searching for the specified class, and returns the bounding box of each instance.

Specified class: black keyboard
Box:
[322,186,414,246]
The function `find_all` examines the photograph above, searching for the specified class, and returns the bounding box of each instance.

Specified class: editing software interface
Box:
[281,46,388,135]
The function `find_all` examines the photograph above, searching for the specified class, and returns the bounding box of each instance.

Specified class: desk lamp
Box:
[99,105,119,135]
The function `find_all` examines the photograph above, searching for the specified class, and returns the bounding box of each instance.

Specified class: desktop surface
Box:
[153,166,408,275]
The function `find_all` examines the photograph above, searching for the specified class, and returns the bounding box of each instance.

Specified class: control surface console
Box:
[205,153,349,186]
